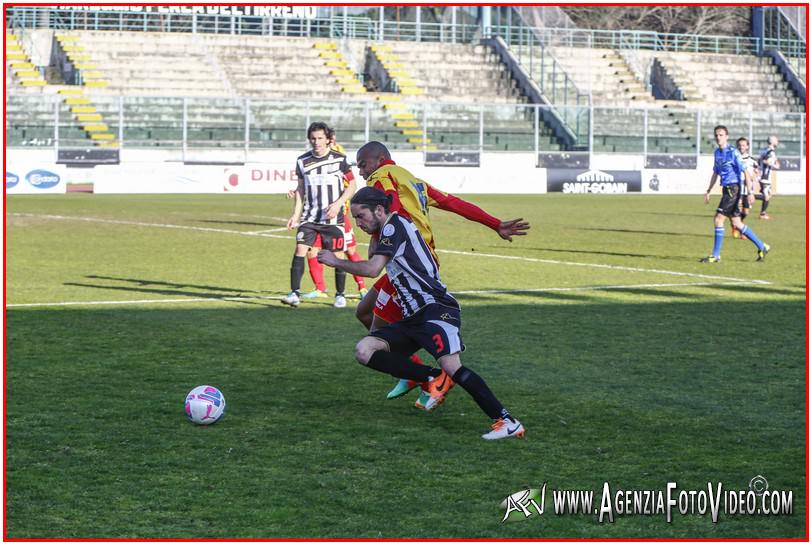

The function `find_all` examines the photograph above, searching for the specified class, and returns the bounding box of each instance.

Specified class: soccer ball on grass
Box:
[185,385,226,425]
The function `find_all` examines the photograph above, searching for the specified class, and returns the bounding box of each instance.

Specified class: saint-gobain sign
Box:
[546,169,642,193]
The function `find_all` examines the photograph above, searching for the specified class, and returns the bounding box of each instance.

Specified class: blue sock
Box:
[740,225,764,250]
[712,227,724,257]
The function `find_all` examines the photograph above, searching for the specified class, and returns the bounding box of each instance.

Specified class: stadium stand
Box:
[4,7,805,157]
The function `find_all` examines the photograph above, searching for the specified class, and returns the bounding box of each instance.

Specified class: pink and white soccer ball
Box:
[185,385,226,425]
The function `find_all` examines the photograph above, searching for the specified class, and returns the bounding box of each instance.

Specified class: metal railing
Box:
[492,25,591,147]
[6,94,806,163]
[7,6,806,56]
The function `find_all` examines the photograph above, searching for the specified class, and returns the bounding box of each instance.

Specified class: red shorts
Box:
[372,275,403,324]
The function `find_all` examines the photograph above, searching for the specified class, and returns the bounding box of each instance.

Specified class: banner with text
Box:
[6,164,67,194]
[546,169,642,193]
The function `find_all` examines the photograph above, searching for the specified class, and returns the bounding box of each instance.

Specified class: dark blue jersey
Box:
[372,213,459,318]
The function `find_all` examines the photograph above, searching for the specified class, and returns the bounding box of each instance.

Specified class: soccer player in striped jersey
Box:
[301,128,367,300]
[756,135,780,219]
[354,141,529,408]
[318,187,526,440]
[282,121,355,308]
[734,136,758,237]
[702,126,769,263]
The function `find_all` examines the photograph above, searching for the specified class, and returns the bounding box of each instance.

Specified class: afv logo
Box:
[6,171,19,188]
[26,169,61,189]
[500,484,546,522]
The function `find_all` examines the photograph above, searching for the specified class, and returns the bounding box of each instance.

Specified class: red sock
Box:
[347,252,366,289]
[307,256,326,292]
[411,354,431,391]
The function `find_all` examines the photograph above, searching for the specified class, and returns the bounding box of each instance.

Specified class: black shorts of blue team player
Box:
[716,184,742,218]
[369,303,466,360]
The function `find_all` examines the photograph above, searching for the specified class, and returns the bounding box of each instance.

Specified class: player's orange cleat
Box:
[423,371,455,412]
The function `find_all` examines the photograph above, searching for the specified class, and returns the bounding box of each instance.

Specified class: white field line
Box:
[216,212,290,222]
[11,213,772,286]
[6,281,766,308]
[243,227,289,235]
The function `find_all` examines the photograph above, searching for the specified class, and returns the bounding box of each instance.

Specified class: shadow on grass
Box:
[84,275,252,294]
[572,227,708,238]
[507,246,680,260]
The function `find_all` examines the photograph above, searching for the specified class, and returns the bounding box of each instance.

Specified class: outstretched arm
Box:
[317,251,389,278]
[426,186,530,241]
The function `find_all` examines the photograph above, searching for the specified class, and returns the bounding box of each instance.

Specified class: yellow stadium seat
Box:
[14,69,40,78]
[76,113,103,121]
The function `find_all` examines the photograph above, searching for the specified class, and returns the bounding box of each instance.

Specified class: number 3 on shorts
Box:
[432,334,445,354]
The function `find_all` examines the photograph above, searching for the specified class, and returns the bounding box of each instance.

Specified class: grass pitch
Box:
[5,193,807,539]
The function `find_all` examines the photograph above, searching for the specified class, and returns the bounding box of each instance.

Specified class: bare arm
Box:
[287,177,305,229]
[317,251,389,278]
[704,173,719,204]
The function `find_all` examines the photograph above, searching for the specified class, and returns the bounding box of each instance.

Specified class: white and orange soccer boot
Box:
[423,371,455,412]
[482,417,526,440]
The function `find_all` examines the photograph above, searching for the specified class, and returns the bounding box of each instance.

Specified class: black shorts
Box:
[296,223,345,251]
[716,185,742,217]
[369,304,465,360]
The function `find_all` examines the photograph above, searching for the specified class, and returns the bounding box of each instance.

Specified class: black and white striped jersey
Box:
[295,149,353,225]
[372,213,459,319]
[758,147,778,181]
